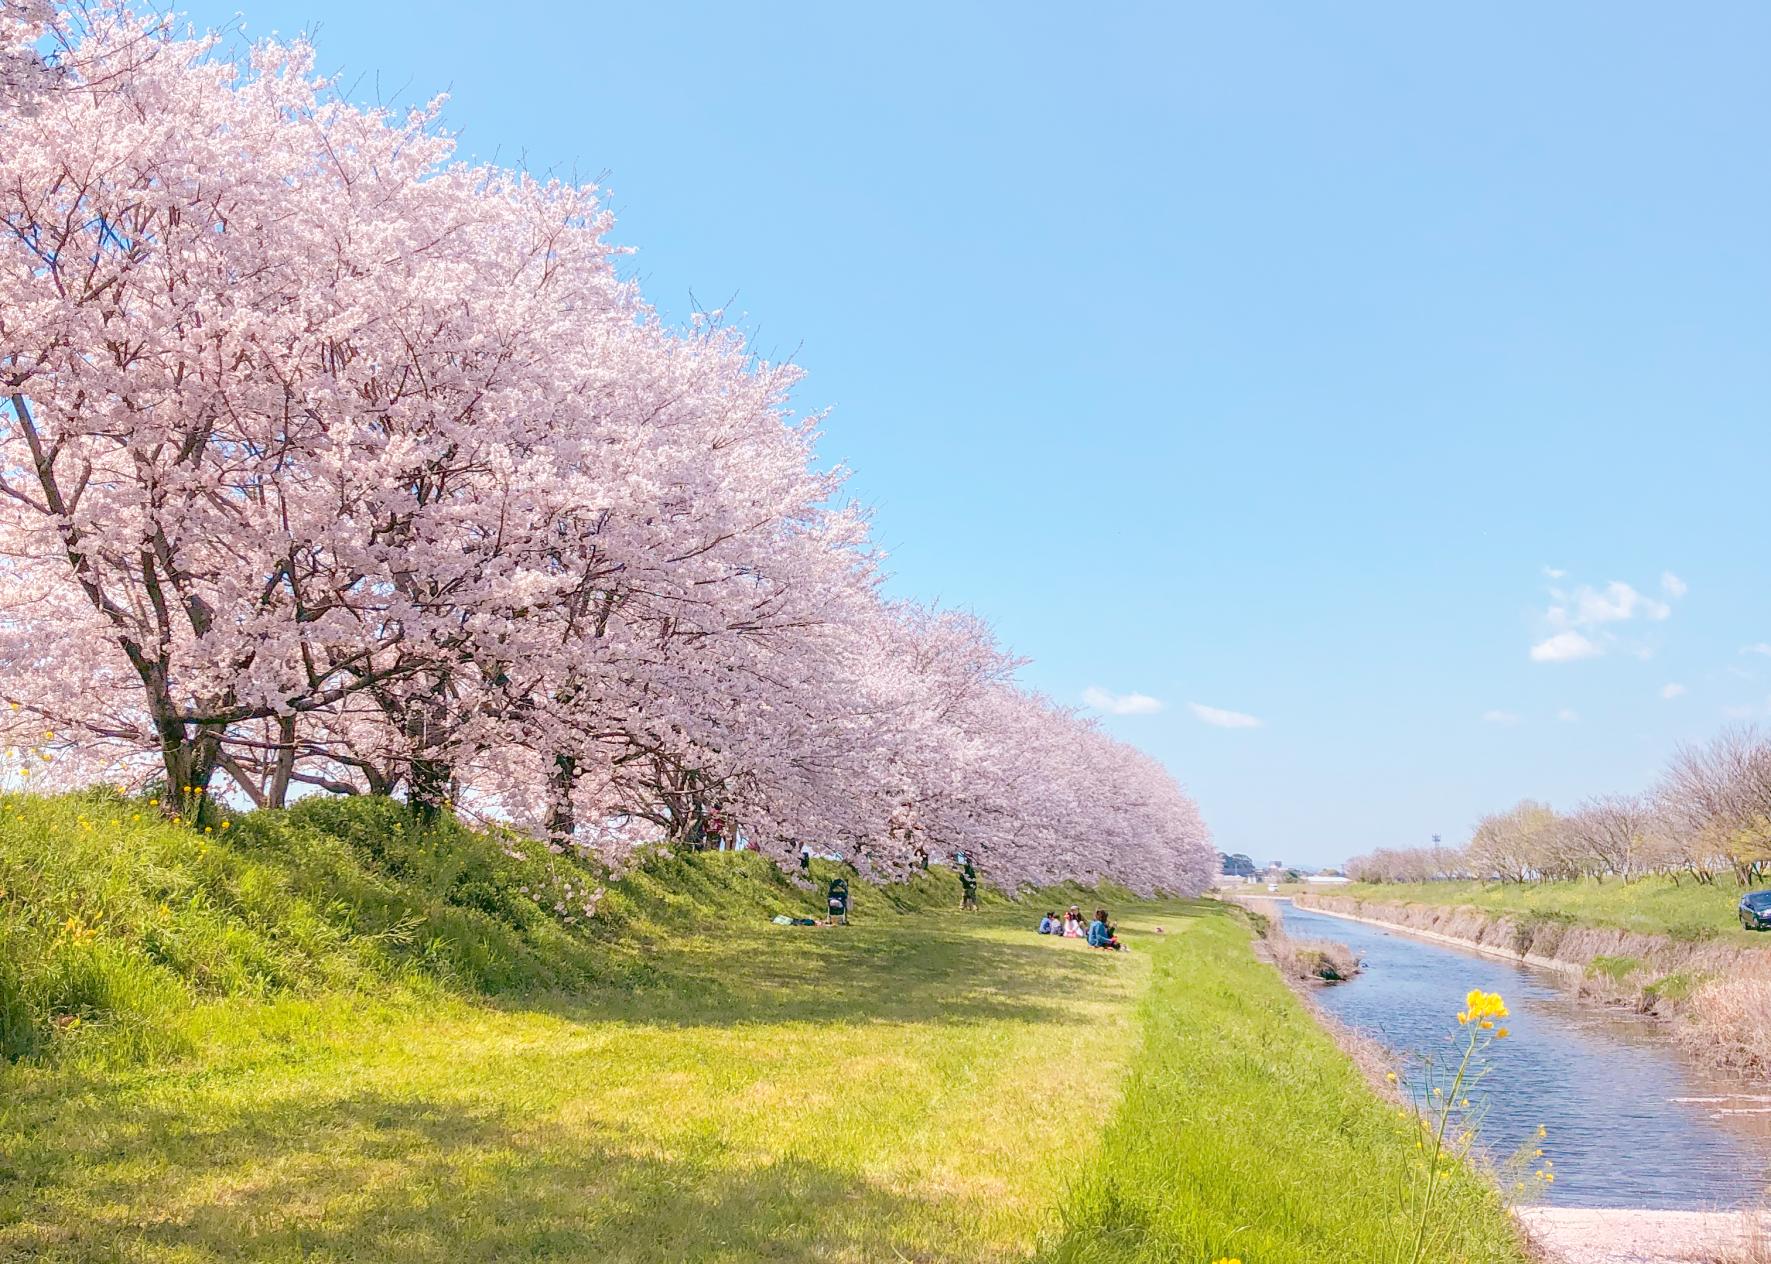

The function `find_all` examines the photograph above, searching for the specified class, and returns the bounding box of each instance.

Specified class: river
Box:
[1279,900,1771,1209]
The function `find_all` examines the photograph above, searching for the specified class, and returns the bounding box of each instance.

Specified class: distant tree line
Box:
[1347,725,1771,887]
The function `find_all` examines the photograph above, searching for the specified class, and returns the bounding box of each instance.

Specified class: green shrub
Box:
[1644,972,1698,1005]
[1588,954,1642,982]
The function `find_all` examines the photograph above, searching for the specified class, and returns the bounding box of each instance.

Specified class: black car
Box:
[1740,890,1771,931]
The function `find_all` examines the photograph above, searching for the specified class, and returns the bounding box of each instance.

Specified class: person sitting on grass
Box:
[1038,911,1058,935]
[1062,905,1085,938]
[1087,908,1124,951]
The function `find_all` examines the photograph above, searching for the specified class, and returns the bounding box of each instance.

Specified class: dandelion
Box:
[1385,1071,1398,1083]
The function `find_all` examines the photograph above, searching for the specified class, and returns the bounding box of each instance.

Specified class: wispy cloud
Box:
[1531,572,1676,663]
[1660,682,1687,700]
[1543,566,1567,580]
[1558,581,1670,626]
[1188,702,1262,729]
[1482,710,1522,726]
[1082,686,1165,716]
[1743,643,1771,658]
[1556,708,1580,723]
[1530,631,1601,663]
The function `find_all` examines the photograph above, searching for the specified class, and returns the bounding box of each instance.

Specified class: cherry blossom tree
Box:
[0,1,1216,896]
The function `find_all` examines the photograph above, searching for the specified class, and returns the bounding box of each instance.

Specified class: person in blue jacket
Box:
[1087,908,1124,951]
[1038,911,1058,935]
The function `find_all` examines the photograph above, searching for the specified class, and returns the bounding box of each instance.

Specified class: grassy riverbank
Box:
[1044,905,1524,1264]
[1,794,1529,1261]
[1331,878,1763,944]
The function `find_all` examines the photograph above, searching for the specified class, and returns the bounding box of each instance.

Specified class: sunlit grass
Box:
[1040,910,1529,1264]
[1332,877,1762,942]
[2,903,1156,1261]
[0,795,1530,1262]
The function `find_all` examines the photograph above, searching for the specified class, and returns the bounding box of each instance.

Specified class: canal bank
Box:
[1262,898,1771,1261]
[1281,898,1769,1208]
[1292,890,1771,1075]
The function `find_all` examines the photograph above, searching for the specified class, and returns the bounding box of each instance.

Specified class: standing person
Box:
[959,858,979,911]
[798,843,812,874]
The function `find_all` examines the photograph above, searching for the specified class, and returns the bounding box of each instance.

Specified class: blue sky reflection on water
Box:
[1284,903,1770,1209]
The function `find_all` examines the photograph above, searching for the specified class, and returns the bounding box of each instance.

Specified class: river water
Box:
[1280,900,1771,1209]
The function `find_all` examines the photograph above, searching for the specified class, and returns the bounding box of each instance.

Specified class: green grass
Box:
[1041,908,1525,1264]
[1333,877,1762,943]
[0,795,1529,1262]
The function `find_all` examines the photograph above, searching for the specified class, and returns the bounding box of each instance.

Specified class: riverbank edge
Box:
[1290,892,1771,1076]
[1218,899,1548,1263]
[1246,899,1764,1264]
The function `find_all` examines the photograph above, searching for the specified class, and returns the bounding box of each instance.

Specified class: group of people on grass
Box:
[1038,904,1124,951]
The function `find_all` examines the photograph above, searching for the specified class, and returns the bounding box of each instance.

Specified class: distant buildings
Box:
[1212,858,1353,888]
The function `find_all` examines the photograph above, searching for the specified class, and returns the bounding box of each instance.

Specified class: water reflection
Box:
[1281,901,1771,1209]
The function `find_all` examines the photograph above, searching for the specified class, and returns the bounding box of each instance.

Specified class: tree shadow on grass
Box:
[1,1087,972,1263]
[501,902,1207,1031]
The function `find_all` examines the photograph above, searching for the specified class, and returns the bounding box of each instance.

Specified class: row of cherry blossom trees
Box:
[1346,725,1771,887]
[0,3,1214,895]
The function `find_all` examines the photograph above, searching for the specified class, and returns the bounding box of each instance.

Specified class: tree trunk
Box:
[268,714,297,809]
[546,752,577,839]
[403,700,451,822]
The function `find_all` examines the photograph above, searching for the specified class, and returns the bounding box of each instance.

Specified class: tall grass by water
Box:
[1040,909,1527,1264]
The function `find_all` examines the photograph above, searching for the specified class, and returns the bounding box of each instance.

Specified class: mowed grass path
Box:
[2,899,1175,1263]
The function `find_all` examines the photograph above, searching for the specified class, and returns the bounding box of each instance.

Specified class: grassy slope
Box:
[1331,877,1762,943]
[1,795,1528,1263]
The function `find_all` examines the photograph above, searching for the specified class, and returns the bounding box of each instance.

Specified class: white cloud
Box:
[1188,702,1262,729]
[1543,566,1567,580]
[1530,631,1602,663]
[1575,581,1669,625]
[1743,644,1771,658]
[1530,573,1677,663]
[1660,683,1687,700]
[1482,710,1522,726]
[1556,708,1580,723]
[1083,686,1165,716]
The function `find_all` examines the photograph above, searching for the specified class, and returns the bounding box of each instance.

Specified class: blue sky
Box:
[180,1,1770,866]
